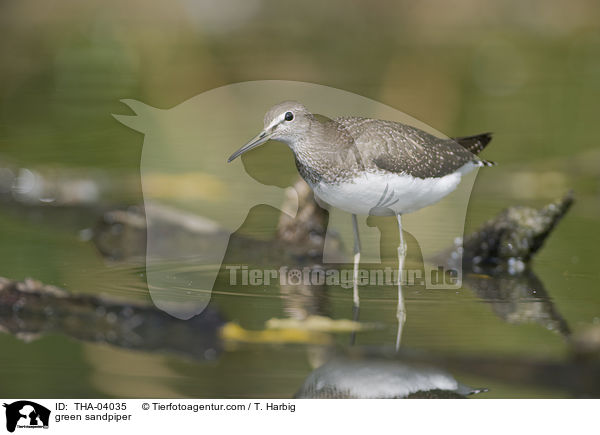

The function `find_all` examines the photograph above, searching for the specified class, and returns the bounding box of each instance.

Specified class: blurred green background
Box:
[0,0,599,398]
[2,0,599,167]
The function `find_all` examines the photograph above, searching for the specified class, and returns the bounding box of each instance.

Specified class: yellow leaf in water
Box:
[220,322,331,345]
[266,315,375,332]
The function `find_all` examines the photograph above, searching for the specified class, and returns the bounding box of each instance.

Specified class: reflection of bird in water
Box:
[295,356,486,399]
[229,101,494,349]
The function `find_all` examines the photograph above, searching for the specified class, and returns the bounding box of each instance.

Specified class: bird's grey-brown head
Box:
[228,101,313,162]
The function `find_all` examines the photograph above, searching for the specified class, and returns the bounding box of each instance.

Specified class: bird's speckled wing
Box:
[335,117,481,179]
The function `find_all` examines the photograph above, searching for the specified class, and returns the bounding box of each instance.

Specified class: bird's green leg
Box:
[396,214,407,351]
[352,214,361,309]
[350,214,362,345]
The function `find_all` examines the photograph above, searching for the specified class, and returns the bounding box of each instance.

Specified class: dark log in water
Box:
[0,277,224,362]
[444,192,575,337]
[441,191,574,275]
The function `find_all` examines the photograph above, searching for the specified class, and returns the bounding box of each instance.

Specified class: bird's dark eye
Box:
[284,111,294,121]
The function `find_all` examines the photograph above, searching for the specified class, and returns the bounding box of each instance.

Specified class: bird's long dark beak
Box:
[227,129,273,163]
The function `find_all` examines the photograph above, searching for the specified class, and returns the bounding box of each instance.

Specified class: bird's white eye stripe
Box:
[266,113,289,130]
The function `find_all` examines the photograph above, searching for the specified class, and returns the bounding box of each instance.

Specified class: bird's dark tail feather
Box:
[453,132,493,155]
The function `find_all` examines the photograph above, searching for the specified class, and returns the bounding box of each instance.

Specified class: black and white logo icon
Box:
[3,401,50,433]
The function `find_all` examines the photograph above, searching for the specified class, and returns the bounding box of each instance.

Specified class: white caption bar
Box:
[0,399,597,435]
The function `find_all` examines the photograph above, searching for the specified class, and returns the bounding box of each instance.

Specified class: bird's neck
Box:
[292,119,364,186]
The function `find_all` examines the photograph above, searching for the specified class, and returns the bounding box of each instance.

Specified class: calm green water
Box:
[1,0,599,398]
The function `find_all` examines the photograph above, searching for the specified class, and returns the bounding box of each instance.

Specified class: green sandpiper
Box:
[228,101,494,348]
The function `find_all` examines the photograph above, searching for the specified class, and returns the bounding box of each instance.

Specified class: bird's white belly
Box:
[313,165,475,216]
